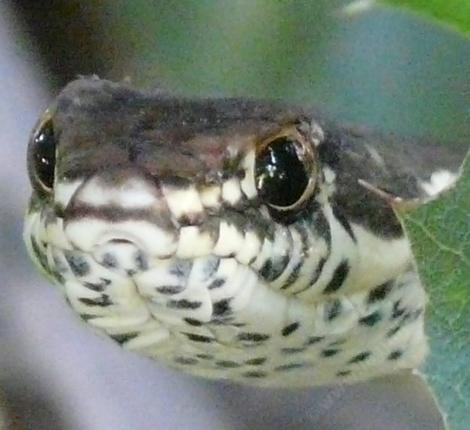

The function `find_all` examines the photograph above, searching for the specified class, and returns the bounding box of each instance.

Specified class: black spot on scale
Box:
[306,336,325,345]
[30,236,49,270]
[368,280,393,304]
[242,371,267,378]
[64,251,90,277]
[184,318,203,326]
[259,255,289,283]
[196,354,213,360]
[275,363,306,372]
[79,313,95,322]
[280,224,309,290]
[101,252,119,269]
[135,251,148,271]
[110,332,139,345]
[79,294,112,307]
[348,351,371,364]
[386,325,401,338]
[167,299,202,310]
[281,261,303,290]
[184,333,214,343]
[281,347,306,354]
[156,285,185,295]
[359,311,382,327]
[388,350,403,360]
[169,260,192,279]
[401,308,423,324]
[237,332,270,342]
[174,357,199,365]
[202,257,220,280]
[281,322,300,337]
[328,338,346,347]
[391,300,406,319]
[336,370,351,377]
[332,204,356,242]
[323,260,350,294]
[208,278,225,290]
[324,299,342,321]
[245,357,267,366]
[308,256,327,287]
[212,298,232,317]
[321,349,340,358]
[215,360,241,368]
[83,278,111,292]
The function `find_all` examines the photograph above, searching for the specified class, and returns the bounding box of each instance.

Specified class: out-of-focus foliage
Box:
[383,0,470,34]
[400,157,469,430]
[385,1,470,428]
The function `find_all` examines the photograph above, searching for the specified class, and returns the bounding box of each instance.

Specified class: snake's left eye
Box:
[255,132,317,211]
[28,112,56,193]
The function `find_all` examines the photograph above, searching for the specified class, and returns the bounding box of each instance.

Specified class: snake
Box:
[23,77,464,387]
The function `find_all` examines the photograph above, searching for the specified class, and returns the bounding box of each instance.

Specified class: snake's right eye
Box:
[28,112,56,193]
[255,132,318,211]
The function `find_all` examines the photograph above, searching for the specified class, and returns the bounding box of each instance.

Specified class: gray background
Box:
[1,1,468,429]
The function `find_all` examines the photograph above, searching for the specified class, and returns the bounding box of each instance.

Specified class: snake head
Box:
[23,77,464,386]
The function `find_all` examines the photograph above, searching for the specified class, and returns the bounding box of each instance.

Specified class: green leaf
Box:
[398,155,470,429]
[381,0,470,34]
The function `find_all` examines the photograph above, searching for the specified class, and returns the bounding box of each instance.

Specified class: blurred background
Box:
[0,1,468,429]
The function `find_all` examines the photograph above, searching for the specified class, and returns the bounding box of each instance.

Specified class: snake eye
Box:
[255,133,317,211]
[28,112,56,193]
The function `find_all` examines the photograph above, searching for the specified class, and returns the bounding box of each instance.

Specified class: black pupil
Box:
[255,137,309,207]
[33,119,56,189]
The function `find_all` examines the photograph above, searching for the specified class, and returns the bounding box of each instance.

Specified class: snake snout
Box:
[61,167,179,258]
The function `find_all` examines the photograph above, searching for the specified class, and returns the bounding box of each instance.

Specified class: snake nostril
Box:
[93,238,148,274]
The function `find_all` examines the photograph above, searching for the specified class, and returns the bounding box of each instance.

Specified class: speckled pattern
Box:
[23,78,441,387]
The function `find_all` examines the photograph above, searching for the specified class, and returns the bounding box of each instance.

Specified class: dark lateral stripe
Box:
[323,260,350,294]
[167,299,202,310]
[64,203,174,229]
[332,204,356,242]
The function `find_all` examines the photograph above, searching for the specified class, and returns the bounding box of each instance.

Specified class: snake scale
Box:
[24,78,465,387]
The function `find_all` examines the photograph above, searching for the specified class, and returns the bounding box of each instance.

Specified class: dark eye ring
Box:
[255,130,318,211]
[28,111,56,194]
